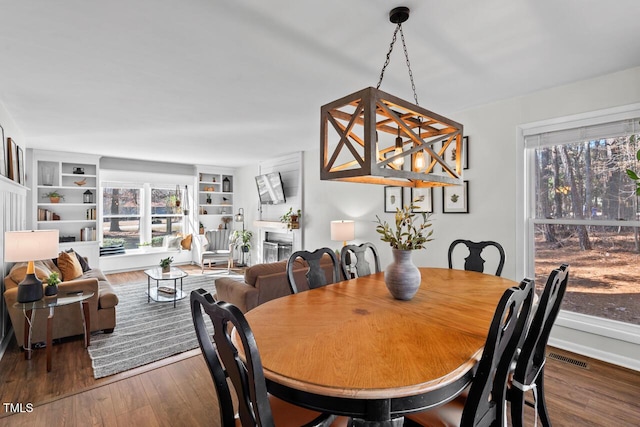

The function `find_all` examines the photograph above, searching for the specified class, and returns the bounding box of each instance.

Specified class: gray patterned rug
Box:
[88,272,241,379]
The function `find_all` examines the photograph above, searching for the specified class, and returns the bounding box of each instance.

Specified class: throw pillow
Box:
[57,251,83,281]
[180,234,193,250]
[53,249,91,272]
[164,235,183,250]
[9,261,52,285]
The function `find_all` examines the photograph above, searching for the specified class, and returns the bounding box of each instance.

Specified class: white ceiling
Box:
[1,0,639,167]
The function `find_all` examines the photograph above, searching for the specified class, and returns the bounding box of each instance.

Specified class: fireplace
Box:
[263,231,293,263]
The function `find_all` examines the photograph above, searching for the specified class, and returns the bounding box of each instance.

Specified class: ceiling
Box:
[1,0,639,168]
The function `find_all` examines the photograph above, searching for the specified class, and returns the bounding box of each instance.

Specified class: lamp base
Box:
[17,273,44,303]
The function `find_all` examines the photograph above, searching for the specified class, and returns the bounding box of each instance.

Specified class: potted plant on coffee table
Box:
[160,256,174,273]
[45,272,61,296]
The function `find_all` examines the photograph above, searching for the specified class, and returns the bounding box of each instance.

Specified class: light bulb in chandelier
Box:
[393,129,404,166]
[414,151,425,170]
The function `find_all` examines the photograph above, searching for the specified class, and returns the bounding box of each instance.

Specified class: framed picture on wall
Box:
[17,145,25,185]
[442,181,469,213]
[441,136,469,172]
[7,137,18,182]
[384,186,403,212]
[0,124,5,178]
[410,187,433,213]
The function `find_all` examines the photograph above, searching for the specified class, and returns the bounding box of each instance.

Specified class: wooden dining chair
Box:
[340,242,381,279]
[510,264,569,427]
[448,239,506,276]
[190,288,349,427]
[405,278,535,427]
[286,248,341,294]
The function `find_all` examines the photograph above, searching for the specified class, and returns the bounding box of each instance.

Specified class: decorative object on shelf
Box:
[41,164,54,186]
[7,137,19,182]
[280,207,301,229]
[442,181,469,213]
[375,204,434,300]
[4,229,60,303]
[17,145,25,185]
[206,193,212,204]
[73,167,85,174]
[223,176,231,192]
[331,220,355,247]
[159,256,173,273]
[83,190,94,204]
[74,177,87,186]
[221,216,232,229]
[43,191,64,203]
[45,272,61,297]
[320,6,464,188]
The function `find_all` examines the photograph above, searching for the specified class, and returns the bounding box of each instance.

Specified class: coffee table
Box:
[14,291,94,372]
[144,267,188,308]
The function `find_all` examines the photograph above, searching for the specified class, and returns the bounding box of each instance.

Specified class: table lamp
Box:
[331,220,355,247]
[4,230,60,303]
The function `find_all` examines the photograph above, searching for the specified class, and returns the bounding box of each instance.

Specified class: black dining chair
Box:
[448,239,506,276]
[190,288,349,427]
[510,264,569,427]
[340,242,381,279]
[405,278,535,427]
[287,248,341,294]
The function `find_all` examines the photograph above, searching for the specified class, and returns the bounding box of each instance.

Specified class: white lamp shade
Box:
[331,220,355,242]
[4,230,60,262]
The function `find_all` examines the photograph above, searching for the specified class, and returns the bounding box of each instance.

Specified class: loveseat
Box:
[3,253,119,347]
[214,256,335,312]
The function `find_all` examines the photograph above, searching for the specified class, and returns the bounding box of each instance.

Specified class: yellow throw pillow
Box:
[57,251,83,281]
[181,234,193,250]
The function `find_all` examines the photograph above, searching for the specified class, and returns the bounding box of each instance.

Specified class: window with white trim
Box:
[524,116,640,325]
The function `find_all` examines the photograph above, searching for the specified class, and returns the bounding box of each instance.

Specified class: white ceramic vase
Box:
[384,248,421,300]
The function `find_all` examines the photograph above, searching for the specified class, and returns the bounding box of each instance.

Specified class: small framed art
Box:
[17,145,25,185]
[441,136,469,172]
[442,181,469,213]
[410,187,433,213]
[384,186,403,213]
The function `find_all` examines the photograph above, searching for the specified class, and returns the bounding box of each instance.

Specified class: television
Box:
[255,172,286,205]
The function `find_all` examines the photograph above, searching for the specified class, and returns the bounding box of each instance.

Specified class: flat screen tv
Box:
[255,172,286,205]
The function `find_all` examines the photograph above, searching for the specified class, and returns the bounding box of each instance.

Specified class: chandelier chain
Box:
[376,23,420,106]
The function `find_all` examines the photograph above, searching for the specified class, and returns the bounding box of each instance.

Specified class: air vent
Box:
[547,352,588,369]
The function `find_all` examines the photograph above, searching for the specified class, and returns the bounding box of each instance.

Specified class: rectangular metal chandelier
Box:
[320,86,464,187]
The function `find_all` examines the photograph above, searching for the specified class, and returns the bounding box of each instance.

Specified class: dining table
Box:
[239,267,518,426]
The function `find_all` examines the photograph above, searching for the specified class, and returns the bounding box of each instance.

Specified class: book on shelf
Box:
[158,286,176,295]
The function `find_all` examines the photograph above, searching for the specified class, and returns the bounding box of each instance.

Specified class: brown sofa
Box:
[3,259,119,347]
[215,257,335,313]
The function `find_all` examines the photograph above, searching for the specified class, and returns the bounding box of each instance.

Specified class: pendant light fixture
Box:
[320,6,464,187]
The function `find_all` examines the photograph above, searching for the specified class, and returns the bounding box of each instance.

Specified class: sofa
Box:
[214,256,335,313]
[3,254,119,347]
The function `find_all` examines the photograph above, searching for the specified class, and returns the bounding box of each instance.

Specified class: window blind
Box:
[524,118,640,148]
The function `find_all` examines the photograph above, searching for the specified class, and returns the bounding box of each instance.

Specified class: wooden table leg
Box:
[23,309,32,360]
[82,300,91,347]
[46,307,54,372]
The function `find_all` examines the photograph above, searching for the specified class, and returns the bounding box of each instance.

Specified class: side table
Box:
[14,291,94,372]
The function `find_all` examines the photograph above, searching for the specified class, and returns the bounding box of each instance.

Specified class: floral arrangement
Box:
[375,204,434,250]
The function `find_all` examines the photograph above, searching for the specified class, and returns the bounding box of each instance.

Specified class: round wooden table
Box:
[242,267,517,425]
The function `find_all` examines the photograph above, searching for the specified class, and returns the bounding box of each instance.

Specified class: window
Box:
[524,115,640,326]
[102,186,142,249]
[102,184,185,249]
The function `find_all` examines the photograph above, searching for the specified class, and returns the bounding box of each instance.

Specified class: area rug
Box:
[88,272,242,379]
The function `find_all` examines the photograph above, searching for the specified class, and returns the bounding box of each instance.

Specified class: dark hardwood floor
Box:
[1,265,639,426]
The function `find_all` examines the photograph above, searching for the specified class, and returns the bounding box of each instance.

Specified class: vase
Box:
[384,249,421,300]
[162,265,170,273]
[45,285,58,297]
